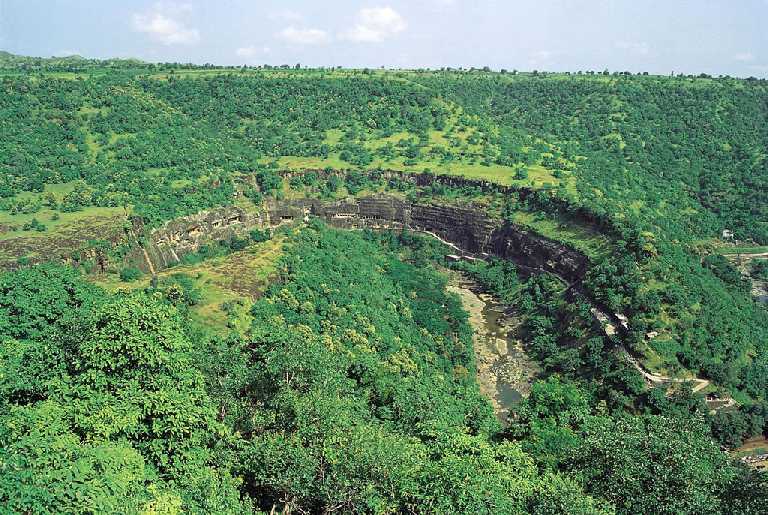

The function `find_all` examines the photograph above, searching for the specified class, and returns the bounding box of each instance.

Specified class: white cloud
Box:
[341,6,407,43]
[734,52,755,62]
[132,4,200,45]
[616,41,650,56]
[236,46,271,59]
[279,27,330,45]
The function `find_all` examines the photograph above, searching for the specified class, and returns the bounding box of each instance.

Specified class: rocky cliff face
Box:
[127,207,261,273]
[133,194,589,284]
[487,225,589,282]
[263,194,588,281]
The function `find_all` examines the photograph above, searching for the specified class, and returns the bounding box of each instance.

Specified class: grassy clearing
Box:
[96,237,284,334]
[324,129,343,146]
[717,246,768,255]
[6,181,81,204]
[273,100,573,192]
[0,182,130,245]
[0,206,127,241]
[509,210,613,259]
[640,337,694,377]
[271,154,564,189]
[0,212,128,267]
[638,344,670,373]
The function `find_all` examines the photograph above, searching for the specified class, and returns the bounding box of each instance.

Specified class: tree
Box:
[0,268,247,513]
[508,377,589,468]
[567,414,737,514]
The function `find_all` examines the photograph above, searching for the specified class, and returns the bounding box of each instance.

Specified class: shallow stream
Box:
[448,275,539,424]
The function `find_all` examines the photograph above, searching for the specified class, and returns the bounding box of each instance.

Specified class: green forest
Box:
[1,55,768,513]
[3,225,766,513]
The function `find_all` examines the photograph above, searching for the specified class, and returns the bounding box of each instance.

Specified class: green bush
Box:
[22,218,46,232]
[119,267,143,282]
[249,228,271,243]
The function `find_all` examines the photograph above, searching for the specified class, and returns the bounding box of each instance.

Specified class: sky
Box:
[1,0,766,77]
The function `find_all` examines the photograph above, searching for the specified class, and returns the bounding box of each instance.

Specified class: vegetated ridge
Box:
[1,54,767,512]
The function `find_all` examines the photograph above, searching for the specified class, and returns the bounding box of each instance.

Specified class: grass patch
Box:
[718,246,768,255]
[271,154,565,189]
[0,206,128,241]
[324,129,343,146]
[0,211,128,267]
[509,210,613,259]
[95,237,284,334]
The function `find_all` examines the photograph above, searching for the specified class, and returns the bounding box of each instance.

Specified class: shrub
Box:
[119,267,144,282]
[228,236,250,252]
[249,228,271,243]
[22,218,46,232]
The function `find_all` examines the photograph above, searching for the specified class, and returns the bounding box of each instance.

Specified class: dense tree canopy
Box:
[1,59,767,512]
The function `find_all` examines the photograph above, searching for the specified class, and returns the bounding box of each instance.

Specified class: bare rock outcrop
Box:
[126,207,261,272]
[129,193,590,286]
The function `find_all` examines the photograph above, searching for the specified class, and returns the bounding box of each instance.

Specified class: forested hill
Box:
[1,225,763,513]
[1,64,767,388]
[1,62,768,511]
[416,73,768,244]
[1,66,766,244]
[0,50,146,70]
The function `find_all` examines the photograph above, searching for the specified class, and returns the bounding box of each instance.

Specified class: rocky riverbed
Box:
[447,274,539,424]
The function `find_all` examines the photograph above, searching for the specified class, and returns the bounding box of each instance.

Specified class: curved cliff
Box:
[131,193,589,284]
[264,194,589,283]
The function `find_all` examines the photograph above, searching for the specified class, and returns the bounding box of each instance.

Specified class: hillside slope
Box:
[0,64,766,440]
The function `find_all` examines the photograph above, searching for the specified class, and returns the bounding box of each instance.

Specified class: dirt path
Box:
[622,350,710,392]
[621,349,742,413]
[590,303,717,396]
[728,251,768,260]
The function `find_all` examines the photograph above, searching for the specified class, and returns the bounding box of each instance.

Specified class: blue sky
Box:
[1,0,766,77]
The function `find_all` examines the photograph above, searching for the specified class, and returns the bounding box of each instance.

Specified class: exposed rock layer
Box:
[265,195,588,282]
[132,194,589,285]
[126,207,261,272]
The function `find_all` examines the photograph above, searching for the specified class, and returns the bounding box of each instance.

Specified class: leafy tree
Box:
[567,414,736,514]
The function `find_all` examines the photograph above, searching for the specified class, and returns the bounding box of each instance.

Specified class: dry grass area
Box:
[734,436,768,457]
[732,436,768,471]
[96,237,285,334]
[0,212,128,267]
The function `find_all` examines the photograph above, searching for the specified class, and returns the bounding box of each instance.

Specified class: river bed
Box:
[447,274,539,424]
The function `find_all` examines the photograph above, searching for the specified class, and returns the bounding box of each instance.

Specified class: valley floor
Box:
[447,272,539,424]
